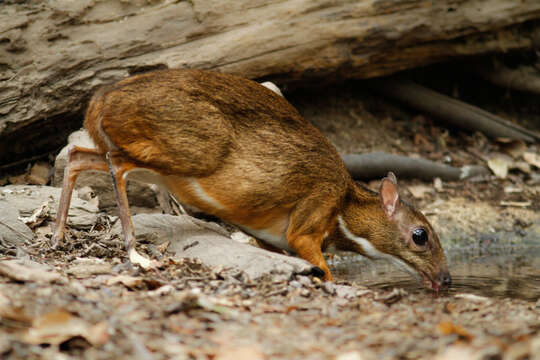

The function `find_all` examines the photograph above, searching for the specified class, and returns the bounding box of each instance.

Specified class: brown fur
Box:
[59,69,449,287]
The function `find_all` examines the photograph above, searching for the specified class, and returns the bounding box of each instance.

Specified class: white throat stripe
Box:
[337,216,418,277]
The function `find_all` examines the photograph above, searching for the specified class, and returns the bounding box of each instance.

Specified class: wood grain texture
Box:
[1,0,539,165]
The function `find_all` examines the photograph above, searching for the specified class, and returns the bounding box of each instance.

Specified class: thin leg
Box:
[285,195,339,282]
[106,152,160,270]
[52,146,108,248]
[288,233,333,281]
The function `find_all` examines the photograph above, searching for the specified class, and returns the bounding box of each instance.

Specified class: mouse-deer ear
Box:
[379,172,399,217]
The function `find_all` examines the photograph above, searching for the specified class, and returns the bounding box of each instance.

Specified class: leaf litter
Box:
[0,230,538,360]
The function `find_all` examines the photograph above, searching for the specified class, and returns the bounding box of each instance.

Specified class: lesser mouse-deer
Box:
[53,69,451,291]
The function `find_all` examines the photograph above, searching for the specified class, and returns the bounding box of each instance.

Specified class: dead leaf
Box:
[487,156,510,179]
[0,259,64,283]
[497,138,526,159]
[435,345,477,360]
[215,346,266,360]
[523,152,540,168]
[444,302,456,314]
[495,137,515,143]
[66,262,113,278]
[106,275,145,289]
[414,132,434,152]
[18,202,51,229]
[106,275,163,290]
[500,201,531,207]
[0,306,32,330]
[26,162,51,185]
[23,309,108,346]
[148,284,174,297]
[512,161,531,174]
[504,186,523,193]
[8,174,27,185]
[157,240,170,253]
[454,293,490,302]
[375,288,406,305]
[433,177,443,192]
[408,185,432,198]
[336,351,366,360]
[437,321,473,342]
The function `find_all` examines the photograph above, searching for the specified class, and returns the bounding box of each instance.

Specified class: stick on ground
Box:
[342,152,489,181]
[367,78,540,143]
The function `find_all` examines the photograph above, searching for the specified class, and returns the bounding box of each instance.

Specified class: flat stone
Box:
[0,185,99,229]
[27,162,51,185]
[0,205,34,246]
[0,259,65,283]
[111,213,316,280]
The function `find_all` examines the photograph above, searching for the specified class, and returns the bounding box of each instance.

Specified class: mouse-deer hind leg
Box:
[105,152,160,270]
[52,146,108,248]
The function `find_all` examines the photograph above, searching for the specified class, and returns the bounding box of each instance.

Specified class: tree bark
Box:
[1,0,539,166]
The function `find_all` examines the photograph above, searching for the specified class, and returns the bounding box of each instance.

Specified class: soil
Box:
[1,68,540,359]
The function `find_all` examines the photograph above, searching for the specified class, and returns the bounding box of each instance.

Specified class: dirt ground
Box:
[1,68,540,359]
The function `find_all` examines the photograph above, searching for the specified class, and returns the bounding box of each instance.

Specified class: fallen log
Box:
[366,79,540,142]
[1,0,540,167]
[342,152,490,181]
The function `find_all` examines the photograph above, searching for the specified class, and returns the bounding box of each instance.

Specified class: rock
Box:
[0,259,65,284]
[111,213,317,280]
[53,129,163,210]
[0,205,34,246]
[8,174,27,185]
[296,275,313,287]
[334,284,359,299]
[27,162,51,185]
[66,258,113,278]
[0,185,99,230]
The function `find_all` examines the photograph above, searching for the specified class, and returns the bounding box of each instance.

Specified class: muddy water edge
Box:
[332,244,540,301]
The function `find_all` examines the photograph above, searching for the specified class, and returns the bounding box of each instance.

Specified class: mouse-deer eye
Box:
[412,228,428,247]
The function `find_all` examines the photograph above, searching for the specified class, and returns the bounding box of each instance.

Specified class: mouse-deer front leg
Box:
[289,233,332,281]
[286,194,339,282]
[52,146,108,248]
[105,152,160,270]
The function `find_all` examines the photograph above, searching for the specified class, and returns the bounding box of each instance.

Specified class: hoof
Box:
[311,266,326,279]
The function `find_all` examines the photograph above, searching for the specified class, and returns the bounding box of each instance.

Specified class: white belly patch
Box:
[187,177,224,210]
[239,226,293,253]
[123,171,290,252]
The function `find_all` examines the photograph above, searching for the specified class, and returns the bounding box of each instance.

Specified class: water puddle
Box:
[331,245,540,301]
